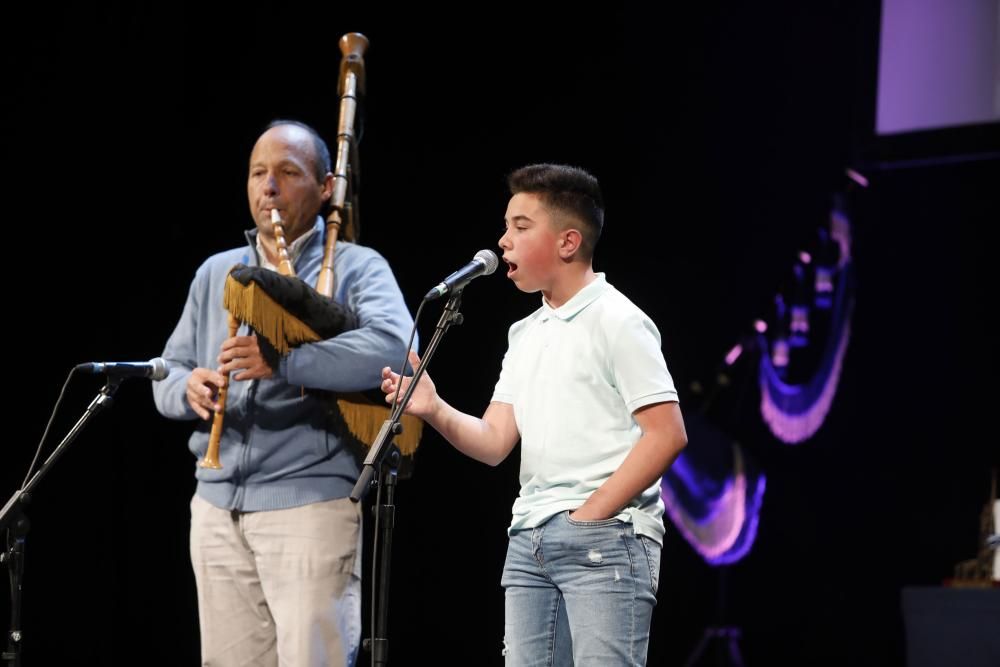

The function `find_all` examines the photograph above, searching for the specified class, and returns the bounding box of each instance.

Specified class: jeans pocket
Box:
[564,511,621,527]
[639,535,661,595]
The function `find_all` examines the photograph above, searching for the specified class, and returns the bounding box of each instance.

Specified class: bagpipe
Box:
[200,33,422,470]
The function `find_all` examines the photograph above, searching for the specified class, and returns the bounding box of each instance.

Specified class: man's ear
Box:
[320,172,334,202]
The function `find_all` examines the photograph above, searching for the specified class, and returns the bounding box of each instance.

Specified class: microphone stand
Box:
[0,377,123,666]
[350,290,466,667]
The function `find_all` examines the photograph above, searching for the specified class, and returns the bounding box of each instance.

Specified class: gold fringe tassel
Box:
[336,395,424,456]
[223,275,322,353]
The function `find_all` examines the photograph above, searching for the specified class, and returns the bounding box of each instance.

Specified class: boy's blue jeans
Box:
[501,511,661,666]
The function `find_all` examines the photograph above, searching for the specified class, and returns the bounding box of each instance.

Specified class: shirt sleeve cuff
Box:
[626,390,679,413]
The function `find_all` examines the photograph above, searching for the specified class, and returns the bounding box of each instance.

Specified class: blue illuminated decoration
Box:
[759,204,854,444]
[661,180,858,564]
[661,414,767,564]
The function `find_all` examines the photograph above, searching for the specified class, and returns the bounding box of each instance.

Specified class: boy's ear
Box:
[559,229,583,258]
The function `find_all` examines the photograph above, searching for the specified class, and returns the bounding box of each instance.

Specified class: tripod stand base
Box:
[683,626,744,667]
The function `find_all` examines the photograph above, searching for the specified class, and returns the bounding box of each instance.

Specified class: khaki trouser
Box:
[190,494,362,667]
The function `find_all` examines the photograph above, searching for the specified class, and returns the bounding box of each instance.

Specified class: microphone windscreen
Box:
[149,357,169,381]
[475,249,499,276]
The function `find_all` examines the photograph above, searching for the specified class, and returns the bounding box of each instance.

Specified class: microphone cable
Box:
[20,366,78,489]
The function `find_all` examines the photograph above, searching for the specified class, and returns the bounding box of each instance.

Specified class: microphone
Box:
[76,357,169,381]
[424,250,499,301]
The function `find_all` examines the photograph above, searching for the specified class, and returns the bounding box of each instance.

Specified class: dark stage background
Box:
[3,4,998,666]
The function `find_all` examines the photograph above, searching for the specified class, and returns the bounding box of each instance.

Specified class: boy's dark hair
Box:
[265,119,332,183]
[507,163,604,259]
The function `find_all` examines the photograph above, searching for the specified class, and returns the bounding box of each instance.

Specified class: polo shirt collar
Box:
[540,273,608,321]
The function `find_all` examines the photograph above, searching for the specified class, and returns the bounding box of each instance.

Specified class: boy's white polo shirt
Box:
[492,273,678,543]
